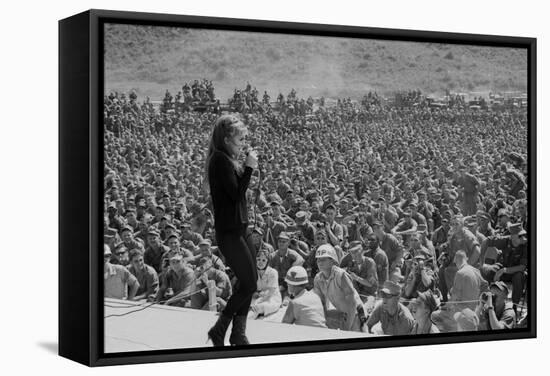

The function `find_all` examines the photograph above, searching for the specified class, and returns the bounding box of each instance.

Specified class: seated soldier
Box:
[104,245,139,300]
[410,290,440,334]
[480,223,527,307]
[341,243,378,301]
[366,280,415,335]
[188,239,226,271]
[270,232,304,298]
[189,257,232,311]
[127,248,159,301]
[155,254,196,307]
[475,281,516,330]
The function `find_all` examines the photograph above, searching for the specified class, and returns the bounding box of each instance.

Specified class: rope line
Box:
[104,260,219,318]
[358,294,528,310]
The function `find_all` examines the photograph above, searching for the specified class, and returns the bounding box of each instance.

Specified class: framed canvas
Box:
[59,9,536,366]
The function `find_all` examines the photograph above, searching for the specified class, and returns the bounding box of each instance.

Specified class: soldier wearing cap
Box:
[480,223,527,306]
[270,232,304,297]
[165,233,195,259]
[476,281,516,330]
[104,216,121,251]
[432,217,450,256]
[162,222,178,241]
[190,239,226,271]
[294,210,316,245]
[124,208,140,232]
[264,203,289,248]
[313,244,366,331]
[391,210,418,247]
[144,228,170,273]
[282,266,327,328]
[264,179,283,206]
[181,222,204,246]
[366,280,414,335]
[309,201,326,224]
[118,225,145,252]
[247,226,274,255]
[346,212,372,244]
[321,183,339,212]
[152,204,166,225]
[375,196,399,231]
[107,201,125,232]
[495,208,512,236]
[342,243,378,300]
[476,210,496,238]
[189,257,232,312]
[275,173,291,201]
[127,248,159,301]
[410,290,440,334]
[403,247,437,299]
[268,200,293,226]
[408,202,427,228]
[155,253,196,306]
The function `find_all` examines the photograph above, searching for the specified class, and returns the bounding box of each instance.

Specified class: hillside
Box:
[104,23,527,101]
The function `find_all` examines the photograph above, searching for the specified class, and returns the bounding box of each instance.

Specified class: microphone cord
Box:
[252,160,263,230]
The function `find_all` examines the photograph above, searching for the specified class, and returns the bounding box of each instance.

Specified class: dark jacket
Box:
[208,150,252,233]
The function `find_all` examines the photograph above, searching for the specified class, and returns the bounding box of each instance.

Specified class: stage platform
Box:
[105,298,378,353]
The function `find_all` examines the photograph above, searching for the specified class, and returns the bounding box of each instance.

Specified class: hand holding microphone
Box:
[245,148,259,169]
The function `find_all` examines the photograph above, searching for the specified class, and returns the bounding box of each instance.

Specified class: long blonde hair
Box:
[203,114,247,194]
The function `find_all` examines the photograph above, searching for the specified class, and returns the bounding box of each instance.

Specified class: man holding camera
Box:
[403,254,436,299]
[475,281,516,330]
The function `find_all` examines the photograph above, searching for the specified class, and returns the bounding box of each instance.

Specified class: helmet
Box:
[285,266,309,286]
[315,244,339,264]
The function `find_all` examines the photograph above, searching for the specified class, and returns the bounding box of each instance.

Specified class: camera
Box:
[481,292,497,306]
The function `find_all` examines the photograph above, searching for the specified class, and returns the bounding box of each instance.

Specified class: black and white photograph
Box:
[101,19,532,354]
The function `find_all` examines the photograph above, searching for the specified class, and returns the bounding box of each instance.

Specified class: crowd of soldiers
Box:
[103,82,529,336]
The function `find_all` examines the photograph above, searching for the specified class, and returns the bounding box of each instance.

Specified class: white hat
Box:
[285,266,309,286]
[315,244,339,264]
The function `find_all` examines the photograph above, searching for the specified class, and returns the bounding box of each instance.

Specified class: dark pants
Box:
[481,265,526,305]
[216,226,257,317]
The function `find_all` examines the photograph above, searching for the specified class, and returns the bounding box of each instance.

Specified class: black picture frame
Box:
[59,9,537,367]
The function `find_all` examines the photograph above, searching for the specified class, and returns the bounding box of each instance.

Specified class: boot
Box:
[229,315,250,346]
[207,313,232,346]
